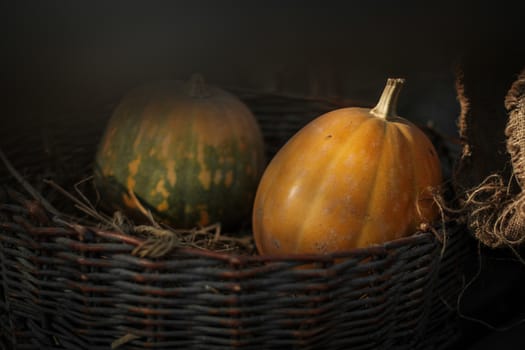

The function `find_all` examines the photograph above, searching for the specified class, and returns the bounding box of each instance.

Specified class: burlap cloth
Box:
[454,57,525,248]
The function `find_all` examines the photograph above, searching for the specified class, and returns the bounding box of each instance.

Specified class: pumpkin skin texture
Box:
[253,79,442,255]
[94,75,266,229]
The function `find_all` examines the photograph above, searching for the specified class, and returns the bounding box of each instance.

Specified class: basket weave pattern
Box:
[1,94,468,350]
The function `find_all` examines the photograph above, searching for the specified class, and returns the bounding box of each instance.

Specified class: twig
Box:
[0,147,61,217]
[111,333,141,349]
[43,178,123,232]
[74,175,96,210]
[128,189,161,228]
[132,225,181,258]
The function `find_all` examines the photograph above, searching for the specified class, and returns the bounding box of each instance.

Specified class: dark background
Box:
[2,1,525,349]
[3,0,523,137]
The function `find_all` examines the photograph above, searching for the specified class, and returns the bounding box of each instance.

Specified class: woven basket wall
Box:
[0,92,469,350]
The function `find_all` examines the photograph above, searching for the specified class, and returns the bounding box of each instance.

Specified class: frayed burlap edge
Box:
[455,68,471,160]
[505,69,525,187]
[461,68,525,248]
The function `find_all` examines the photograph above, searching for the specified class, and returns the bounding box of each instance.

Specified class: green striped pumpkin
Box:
[94,75,266,229]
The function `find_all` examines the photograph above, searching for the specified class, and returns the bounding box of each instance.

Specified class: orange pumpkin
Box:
[252,78,442,255]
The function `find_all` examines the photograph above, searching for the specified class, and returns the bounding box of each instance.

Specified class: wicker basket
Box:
[0,92,469,350]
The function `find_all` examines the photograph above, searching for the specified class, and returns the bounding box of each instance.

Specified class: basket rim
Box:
[4,212,456,266]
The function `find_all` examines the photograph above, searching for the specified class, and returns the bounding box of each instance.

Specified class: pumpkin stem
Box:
[188,73,211,98]
[370,78,405,120]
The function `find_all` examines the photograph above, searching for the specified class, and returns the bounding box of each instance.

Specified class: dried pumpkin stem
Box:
[371,78,405,120]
